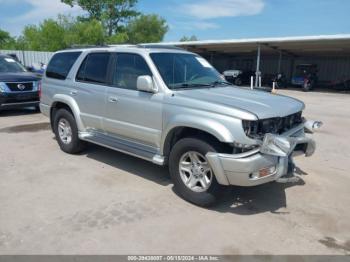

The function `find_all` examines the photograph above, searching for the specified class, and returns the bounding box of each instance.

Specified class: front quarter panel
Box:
[161,103,257,155]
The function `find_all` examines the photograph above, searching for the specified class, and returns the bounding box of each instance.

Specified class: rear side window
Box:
[76,53,111,84]
[113,53,152,90]
[46,52,81,80]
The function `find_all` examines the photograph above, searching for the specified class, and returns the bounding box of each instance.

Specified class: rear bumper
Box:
[0,92,39,109]
[206,127,316,187]
[39,103,50,117]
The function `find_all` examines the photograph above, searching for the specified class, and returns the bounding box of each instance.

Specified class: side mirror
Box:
[137,75,157,93]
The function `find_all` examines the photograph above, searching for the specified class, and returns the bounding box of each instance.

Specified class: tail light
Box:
[38,81,42,99]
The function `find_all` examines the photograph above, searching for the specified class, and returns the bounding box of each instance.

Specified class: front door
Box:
[104,53,163,148]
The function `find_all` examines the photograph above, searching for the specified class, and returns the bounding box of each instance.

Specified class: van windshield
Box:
[0,57,26,73]
[150,53,227,90]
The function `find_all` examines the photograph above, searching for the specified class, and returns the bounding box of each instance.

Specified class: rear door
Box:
[71,52,112,132]
[104,52,163,148]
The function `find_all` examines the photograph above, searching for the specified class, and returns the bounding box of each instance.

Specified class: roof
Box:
[160,34,350,56]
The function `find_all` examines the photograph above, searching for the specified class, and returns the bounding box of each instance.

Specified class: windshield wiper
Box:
[171,83,212,90]
[210,80,233,87]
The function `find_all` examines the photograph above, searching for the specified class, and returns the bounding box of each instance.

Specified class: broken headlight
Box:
[242,112,303,139]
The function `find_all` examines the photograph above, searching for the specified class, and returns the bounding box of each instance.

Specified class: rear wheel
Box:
[303,80,314,91]
[234,77,242,86]
[169,138,222,207]
[53,108,85,154]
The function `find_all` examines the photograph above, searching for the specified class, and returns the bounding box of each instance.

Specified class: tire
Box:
[303,81,313,92]
[35,105,41,112]
[53,108,85,154]
[169,138,223,207]
[234,78,242,86]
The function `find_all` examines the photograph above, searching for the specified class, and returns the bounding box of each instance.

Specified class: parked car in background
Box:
[291,64,318,91]
[41,46,318,206]
[223,69,254,86]
[0,54,41,111]
[26,62,47,77]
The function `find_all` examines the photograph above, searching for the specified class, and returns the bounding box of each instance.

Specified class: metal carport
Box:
[165,34,350,88]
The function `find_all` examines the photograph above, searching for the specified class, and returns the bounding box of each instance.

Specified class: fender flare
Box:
[51,94,85,132]
[161,115,235,155]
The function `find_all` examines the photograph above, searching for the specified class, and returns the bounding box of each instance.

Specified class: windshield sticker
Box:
[5,58,16,63]
[196,57,213,68]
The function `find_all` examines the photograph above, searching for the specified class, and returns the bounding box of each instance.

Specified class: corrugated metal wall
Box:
[0,50,53,67]
[204,53,350,83]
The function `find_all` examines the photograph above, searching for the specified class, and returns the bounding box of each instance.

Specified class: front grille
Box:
[243,111,303,139]
[6,82,33,92]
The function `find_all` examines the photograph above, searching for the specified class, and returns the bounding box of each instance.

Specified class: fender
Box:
[51,94,86,132]
[161,114,236,155]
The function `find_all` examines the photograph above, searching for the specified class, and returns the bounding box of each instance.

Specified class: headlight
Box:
[242,120,259,137]
[0,82,7,93]
[242,112,303,139]
[33,81,39,91]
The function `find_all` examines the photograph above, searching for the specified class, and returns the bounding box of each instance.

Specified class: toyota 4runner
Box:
[40,45,318,206]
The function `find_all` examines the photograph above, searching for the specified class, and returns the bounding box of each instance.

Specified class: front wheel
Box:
[169,138,222,207]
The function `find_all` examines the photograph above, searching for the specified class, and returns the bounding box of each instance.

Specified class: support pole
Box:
[277,50,282,74]
[255,44,261,88]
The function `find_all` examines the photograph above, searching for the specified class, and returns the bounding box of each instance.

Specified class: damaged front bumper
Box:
[206,121,317,187]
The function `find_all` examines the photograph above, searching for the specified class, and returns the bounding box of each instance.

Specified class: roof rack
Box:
[66,44,110,50]
[137,44,185,50]
[64,44,185,51]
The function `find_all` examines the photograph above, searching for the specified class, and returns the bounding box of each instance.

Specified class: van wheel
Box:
[169,138,222,207]
[53,108,85,154]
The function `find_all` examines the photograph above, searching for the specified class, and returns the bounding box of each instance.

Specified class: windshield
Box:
[0,57,26,73]
[150,53,226,89]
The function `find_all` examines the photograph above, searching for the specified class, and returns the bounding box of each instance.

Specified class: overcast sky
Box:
[0,0,349,41]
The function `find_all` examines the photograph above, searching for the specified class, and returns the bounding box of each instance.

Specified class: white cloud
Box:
[182,0,265,19]
[14,0,82,22]
[173,21,219,31]
[0,0,83,35]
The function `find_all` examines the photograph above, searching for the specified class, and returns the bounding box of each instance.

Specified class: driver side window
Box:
[113,53,152,90]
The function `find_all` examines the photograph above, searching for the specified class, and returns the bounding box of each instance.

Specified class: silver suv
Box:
[40,45,318,206]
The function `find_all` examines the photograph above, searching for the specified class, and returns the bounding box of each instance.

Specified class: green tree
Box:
[61,16,106,46]
[126,14,168,44]
[180,35,198,42]
[20,16,107,51]
[22,19,66,51]
[0,29,16,49]
[61,0,139,36]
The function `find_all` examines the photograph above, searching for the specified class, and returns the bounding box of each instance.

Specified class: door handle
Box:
[108,96,118,103]
[70,90,78,96]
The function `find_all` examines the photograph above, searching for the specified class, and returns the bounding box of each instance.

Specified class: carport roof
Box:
[162,34,350,56]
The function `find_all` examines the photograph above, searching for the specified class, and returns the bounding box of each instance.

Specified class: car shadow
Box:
[0,107,39,117]
[85,142,309,214]
[84,144,171,186]
[209,178,306,215]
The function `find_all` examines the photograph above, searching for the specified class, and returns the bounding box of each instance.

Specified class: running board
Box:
[79,132,165,165]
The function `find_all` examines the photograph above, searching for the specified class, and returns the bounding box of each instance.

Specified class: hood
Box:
[173,86,305,119]
[0,72,41,82]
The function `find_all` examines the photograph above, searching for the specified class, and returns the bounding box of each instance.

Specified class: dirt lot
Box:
[0,90,350,255]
